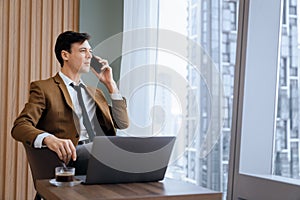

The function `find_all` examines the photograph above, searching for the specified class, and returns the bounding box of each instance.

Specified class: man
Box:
[11,31,129,172]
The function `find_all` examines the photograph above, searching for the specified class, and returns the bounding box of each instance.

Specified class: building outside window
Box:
[165,0,239,197]
[274,0,300,180]
[121,0,300,199]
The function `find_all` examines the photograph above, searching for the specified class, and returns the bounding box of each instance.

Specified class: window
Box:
[229,0,300,199]
[120,0,239,199]
[155,0,239,197]
[273,0,300,180]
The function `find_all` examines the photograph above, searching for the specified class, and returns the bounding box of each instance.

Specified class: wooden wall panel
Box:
[0,0,79,199]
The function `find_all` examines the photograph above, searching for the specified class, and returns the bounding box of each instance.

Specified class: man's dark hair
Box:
[55,31,91,67]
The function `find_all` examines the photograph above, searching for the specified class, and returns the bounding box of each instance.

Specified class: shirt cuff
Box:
[110,93,123,100]
[34,132,52,148]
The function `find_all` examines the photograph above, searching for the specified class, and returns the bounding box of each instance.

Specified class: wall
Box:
[0,0,79,199]
[79,0,123,93]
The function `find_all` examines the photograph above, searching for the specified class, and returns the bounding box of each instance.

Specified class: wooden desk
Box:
[36,178,222,200]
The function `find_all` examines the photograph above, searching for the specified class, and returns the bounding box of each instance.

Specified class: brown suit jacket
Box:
[11,73,129,146]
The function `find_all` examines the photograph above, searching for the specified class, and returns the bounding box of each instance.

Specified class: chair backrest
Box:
[23,144,61,188]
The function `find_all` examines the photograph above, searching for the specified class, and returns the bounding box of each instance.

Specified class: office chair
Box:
[23,144,61,200]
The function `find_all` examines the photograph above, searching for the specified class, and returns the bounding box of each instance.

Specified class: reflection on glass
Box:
[121,0,238,198]
[161,0,238,198]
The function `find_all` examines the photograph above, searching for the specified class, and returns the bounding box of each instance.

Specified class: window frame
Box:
[227,0,300,199]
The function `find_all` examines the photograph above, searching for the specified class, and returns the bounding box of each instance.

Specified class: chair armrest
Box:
[23,144,61,188]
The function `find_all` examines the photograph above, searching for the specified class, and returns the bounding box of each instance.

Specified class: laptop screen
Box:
[84,136,176,184]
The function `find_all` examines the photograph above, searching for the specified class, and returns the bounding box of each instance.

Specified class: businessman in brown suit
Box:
[11,31,129,173]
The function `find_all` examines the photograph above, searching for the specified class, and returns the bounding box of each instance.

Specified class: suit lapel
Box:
[85,86,113,123]
[53,73,75,111]
[53,73,113,127]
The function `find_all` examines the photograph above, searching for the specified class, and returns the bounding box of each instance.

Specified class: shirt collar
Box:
[58,71,86,87]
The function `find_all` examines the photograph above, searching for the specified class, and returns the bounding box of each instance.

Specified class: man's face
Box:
[66,40,92,73]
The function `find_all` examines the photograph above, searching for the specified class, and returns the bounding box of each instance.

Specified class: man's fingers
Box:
[93,55,108,64]
[56,148,63,161]
[93,55,101,60]
[44,136,76,163]
[60,140,77,163]
[65,139,77,161]
[59,143,68,162]
[69,141,77,161]
[99,59,108,66]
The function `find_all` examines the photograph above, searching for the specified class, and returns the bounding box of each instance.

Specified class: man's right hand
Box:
[43,135,77,164]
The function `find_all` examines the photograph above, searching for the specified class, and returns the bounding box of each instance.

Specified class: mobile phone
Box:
[90,56,103,73]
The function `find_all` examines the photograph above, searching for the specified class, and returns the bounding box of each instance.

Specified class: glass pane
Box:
[274,0,300,179]
[158,0,239,198]
[119,0,238,199]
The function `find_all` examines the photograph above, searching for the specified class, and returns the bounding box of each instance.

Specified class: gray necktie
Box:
[71,83,95,142]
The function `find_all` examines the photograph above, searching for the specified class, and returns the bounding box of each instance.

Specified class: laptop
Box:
[77,136,176,184]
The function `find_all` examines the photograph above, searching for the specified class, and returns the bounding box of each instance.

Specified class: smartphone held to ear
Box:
[90,56,103,73]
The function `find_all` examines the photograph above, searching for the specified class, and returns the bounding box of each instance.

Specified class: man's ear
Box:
[61,50,69,61]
